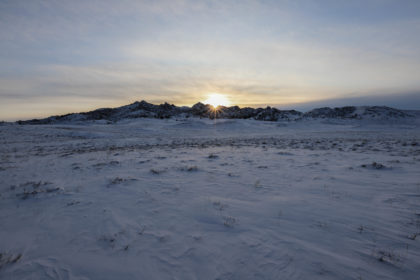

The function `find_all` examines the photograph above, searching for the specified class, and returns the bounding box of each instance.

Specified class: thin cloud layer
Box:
[1,0,420,120]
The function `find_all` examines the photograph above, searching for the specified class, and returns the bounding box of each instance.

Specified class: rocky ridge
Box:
[17,101,414,124]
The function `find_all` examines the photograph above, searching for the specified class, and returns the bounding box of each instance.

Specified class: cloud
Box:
[278,92,420,111]
[1,0,420,120]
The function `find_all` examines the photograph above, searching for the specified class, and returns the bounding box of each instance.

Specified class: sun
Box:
[203,93,231,108]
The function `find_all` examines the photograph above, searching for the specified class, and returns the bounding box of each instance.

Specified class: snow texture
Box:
[1,114,420,279]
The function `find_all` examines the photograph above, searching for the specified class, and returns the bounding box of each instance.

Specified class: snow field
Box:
[0,118,419,279]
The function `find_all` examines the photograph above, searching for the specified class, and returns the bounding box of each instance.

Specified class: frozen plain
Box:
[0,117,420,280]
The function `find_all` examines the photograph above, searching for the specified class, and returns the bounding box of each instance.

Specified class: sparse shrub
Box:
[93,160,120,169]
[110,177,125,184]
[0,252,22,270]
[407,233,418,240]
[150,168,165,174]
[98,230,127,249]
[361,162,389,170]
[14,181,60,200]
[155,156,167,160]
[212,201,227,211]
[179,166,198,172]
[223,216,236,227]
[66,200,80,206]
[138,226,145,235]
[98,235,116,248]
[371,247,404,266]
[371,162,385,169]
[376,250,401,264]
[108,177,137,186]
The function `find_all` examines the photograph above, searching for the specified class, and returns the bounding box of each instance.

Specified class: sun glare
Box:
[203,93,231,108]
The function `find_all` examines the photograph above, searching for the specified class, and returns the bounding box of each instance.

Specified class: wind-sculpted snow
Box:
[1,119,420,279]
[15,100,415,124]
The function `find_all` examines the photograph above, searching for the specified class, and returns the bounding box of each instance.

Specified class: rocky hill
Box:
[17,101,414,124]
[303,106,410,119]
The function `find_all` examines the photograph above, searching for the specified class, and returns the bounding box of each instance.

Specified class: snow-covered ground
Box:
[1,118,420,279]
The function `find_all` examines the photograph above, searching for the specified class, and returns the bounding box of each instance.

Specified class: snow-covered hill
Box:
[303,106,411,119]
[15,101,416,124]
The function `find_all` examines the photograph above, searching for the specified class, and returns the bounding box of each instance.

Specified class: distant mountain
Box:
[16,101,415,124]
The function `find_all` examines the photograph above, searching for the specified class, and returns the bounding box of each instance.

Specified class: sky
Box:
[1,0,420,120]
